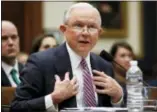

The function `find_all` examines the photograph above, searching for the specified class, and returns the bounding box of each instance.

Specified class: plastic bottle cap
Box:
[130,60,137,66]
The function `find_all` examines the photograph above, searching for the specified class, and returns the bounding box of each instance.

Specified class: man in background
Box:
[2,20,23,87]
[11,3,123,111]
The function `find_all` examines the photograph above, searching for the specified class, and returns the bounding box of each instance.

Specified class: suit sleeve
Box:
[11,54,46,111]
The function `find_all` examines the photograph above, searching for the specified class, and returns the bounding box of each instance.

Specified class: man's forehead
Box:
[70,8,99,19]
[69,8,100,25]
[71,6,97,14]
[2,21,16,29]
[2,22,17,31]
[2,26,18,36]
[70,18,98,25]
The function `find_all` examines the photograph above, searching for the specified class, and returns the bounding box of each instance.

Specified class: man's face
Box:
[114,47,133,70]
[61,7,102,56]
[2,22,20,60]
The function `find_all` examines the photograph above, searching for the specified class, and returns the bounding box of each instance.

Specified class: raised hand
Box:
[51,72,78,104]
[93,70,123,103]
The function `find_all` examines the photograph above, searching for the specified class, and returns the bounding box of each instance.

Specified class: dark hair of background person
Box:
[110,41,135,59]
[30,33,57,54]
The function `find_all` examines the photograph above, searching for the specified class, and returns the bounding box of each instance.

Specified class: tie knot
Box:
[80,58,87,69]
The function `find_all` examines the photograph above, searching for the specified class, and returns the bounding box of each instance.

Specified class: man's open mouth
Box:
[79,40,89,44]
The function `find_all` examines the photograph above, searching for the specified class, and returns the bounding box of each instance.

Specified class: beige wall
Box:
[42,2,143,57]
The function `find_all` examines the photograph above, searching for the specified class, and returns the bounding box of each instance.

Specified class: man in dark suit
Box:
[2,20,23,87]
[2,63,23,86]
[11,2,123,111]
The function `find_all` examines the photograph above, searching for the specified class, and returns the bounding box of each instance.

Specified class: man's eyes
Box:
[88,25,96,28]
[11,35,18,40]
[2,35,18,40]
[73,23,83,27]
[73,24,97,28]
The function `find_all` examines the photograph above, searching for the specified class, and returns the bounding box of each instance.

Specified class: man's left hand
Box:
[93,70,123,103]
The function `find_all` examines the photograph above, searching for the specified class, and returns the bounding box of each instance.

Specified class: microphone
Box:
[100,50,126,72]
[100,50,149,86]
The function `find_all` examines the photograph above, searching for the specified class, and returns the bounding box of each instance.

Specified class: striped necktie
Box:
[80,58,96,107]
[10,68,20,85]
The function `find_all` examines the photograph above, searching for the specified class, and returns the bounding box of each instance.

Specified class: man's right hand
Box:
[51,72,78,104]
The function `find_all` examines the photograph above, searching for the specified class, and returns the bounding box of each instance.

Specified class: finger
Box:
[55,75,61,83]
[96,89,110,94]
[64,72,70,81]
[95,89,104,94]
[94,81,107,88]
[103,89,110,95]
[71,77,77,85]
[73,83,79,91]
[92,70,109,78]
[93,76,106,82]
[73,90,78,95]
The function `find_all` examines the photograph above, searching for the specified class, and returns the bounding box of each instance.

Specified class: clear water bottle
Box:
[126,61,143,112]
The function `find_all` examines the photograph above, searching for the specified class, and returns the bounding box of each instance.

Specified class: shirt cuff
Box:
[111,93,123,107]
[45,94,58,112]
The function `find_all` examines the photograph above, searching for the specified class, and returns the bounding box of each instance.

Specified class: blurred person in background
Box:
[110,41,135,86]
[17,52,29,66]
[30,33,58,54]
[2,20,23,87]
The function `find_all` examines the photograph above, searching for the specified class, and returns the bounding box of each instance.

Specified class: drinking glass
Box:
[143,86,157,111]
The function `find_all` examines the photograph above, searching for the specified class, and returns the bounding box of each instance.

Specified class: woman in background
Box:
[30,33,58,54]
[110,41,135,85]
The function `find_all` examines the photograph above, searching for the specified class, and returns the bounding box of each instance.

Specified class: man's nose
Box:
[82,26,90,34]
[8,37,14,45]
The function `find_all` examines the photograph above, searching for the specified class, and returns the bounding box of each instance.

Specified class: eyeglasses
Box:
[66,24,100,34]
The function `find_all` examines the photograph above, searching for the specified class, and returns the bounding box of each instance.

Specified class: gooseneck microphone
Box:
[99,50,149,86]
[100,50,126,72]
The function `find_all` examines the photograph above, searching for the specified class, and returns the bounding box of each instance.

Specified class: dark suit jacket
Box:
[11,43,114,111]
[2,63,24,86]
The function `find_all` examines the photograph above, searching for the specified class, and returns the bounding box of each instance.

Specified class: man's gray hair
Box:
[63,2,102,26]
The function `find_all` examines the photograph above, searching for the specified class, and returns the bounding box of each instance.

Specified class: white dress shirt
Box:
[45,43,123,111]
[66,43,98,107]
[2,60,20,87]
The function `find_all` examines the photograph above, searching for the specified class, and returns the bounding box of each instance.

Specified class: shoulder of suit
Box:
[29,44,65,64]
[90,52,112,66]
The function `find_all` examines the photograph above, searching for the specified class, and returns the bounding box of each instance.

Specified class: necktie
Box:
[10,68,20,85]
[80,58,96,107]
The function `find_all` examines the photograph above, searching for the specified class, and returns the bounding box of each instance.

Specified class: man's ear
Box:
[59,24,66,33]
[99,28,104,35]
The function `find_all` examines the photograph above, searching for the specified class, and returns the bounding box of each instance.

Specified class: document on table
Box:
[61,107,127,112]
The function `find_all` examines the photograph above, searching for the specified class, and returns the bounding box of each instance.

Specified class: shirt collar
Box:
[66,42,91,69]
[2,60,19,76]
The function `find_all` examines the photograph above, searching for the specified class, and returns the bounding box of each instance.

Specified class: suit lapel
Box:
[54,43,73,80]
[54,43,77,108]
[90,53,104,107]
[1,67,11,86]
